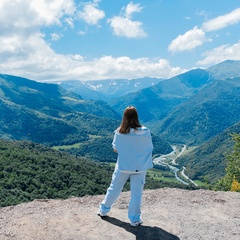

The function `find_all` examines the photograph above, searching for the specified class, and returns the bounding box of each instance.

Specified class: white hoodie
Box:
[112,127,153,172]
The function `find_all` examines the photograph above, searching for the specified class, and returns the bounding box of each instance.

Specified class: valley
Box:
[1,59,240,207]
[153,144,199,186]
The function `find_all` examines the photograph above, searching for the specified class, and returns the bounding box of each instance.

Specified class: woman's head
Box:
[118,106,141,133]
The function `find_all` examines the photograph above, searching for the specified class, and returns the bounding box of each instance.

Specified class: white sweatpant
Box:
[99,166,146,223]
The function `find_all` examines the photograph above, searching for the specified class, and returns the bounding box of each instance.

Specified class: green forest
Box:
[214,134,240,192]
[0,140,190,207]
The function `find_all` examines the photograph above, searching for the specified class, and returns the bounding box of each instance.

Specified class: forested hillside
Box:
[177,121,240,182]
[0,140,112,207]
[0,74,120,146]
[0,74,120,120]
[0,74,173,158]
[0,140,186,207]
[154,78,240,145]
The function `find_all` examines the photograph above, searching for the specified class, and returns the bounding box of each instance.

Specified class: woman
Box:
[98,106,153,227]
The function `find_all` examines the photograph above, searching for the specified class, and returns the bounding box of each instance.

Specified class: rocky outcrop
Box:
[0,188,239,240]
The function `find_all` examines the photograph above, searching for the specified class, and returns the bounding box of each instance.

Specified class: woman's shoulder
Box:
[114,126,150,135]
[138,125,148,130]
[132,126,150,135]
[136,125,149,131]
[114,128,120,133]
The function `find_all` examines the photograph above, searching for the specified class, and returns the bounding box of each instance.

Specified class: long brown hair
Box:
[118,106,142,134]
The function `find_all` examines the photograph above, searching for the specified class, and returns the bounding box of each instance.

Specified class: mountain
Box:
[153,78,240,145]
[0,74,120,120]
[110,69,212,122]
[59,77,163,102]
[59,80,109,102]
[207,60,240,80]
[0,74,172,160]
[176,121,240,182]
[0,74,120,145]
[1,60,240,186]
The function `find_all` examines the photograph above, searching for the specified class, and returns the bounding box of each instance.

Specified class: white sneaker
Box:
[97,211,108,217]
[130,220,143,227]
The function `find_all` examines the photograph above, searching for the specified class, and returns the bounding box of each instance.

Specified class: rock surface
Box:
[0,188,239,240]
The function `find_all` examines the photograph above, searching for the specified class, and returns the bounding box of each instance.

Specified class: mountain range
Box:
[0,74,120,147]
[110,68,212,123]
[1,60,240,184]
[0,73,172,162]
[58,60,240,182]
[153,77,240,145]
[59,77,162,103]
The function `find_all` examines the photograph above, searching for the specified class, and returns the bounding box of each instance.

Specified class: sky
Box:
[0,0,240,82]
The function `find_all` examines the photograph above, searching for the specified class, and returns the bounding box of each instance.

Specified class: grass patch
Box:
[193,180,207,186]
[62,96,85,102]
[89,134,102,139]
[147,168,178,183]
[52,135,101,150]
[99,164,179,184]
[181,146,198,156]
[52,142,81,150]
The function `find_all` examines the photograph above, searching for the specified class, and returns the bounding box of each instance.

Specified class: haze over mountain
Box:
[207,60,240,80]
[59,77,162,103]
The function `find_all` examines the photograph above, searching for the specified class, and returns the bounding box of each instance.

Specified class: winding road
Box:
[153,145,198,186]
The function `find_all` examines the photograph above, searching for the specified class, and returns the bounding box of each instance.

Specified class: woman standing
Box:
[98,106,153,227]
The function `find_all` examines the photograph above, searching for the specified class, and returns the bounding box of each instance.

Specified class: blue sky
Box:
[0,0,240,82]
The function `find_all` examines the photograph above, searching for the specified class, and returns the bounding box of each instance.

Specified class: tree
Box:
[215,134,240,191]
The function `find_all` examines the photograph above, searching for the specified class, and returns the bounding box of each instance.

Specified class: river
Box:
[153,145,198,186]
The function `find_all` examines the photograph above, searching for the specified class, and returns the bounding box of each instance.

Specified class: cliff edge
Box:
[0,188,239,240]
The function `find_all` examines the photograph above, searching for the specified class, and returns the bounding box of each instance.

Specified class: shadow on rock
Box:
[102,216,180,240]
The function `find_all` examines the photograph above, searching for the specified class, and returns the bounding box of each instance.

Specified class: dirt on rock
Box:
[0,188,239,240]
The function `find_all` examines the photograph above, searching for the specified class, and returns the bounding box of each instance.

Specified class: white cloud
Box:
[202,8,240,32]
[80,56,184,80]
[0,46,184,81]
[168,27,208,53]
[0,0,76,56]
[197,41,240,66]
[65,17,74,28]
[78,2,105,26]
[169,7,240,54]
[0,0,183,82]
[108,2,146,38]
[78,30,86,36]
[0,0,75,28]
[108,16,146,39]
[51,33,61,41]
[0,0,76,79]
[125,2,143,19]
[196,10,209,20]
